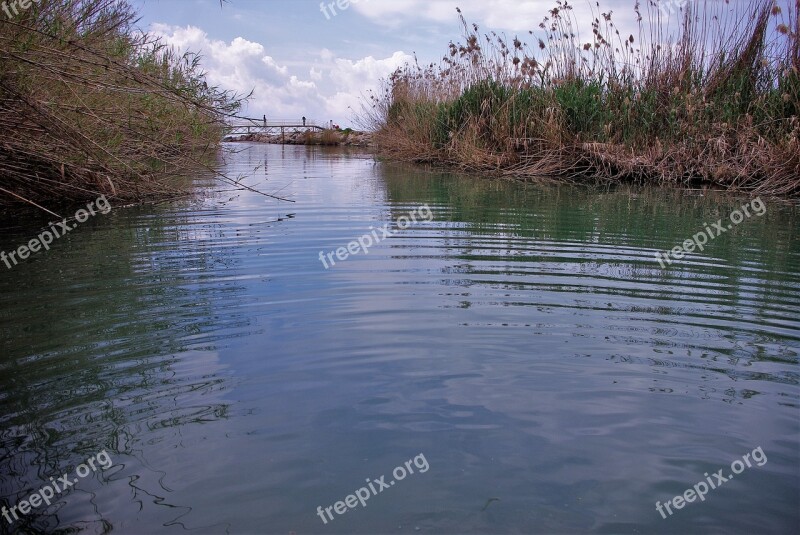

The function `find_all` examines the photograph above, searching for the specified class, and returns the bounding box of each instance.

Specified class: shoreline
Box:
[224,130,374,148]
[224,132,799,199]
[364,2,799,198]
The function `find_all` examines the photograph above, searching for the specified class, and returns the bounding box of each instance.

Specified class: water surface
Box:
[1,143,798,534]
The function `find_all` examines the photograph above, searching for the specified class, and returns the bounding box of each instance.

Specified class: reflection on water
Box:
[1,143,798,534]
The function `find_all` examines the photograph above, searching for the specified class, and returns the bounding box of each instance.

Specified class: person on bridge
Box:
[302,116,306,126]
[263,115,266,126]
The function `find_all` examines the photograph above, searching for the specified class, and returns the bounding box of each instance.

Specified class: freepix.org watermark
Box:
[655,446,767,519]
[655,197,766,268]
[656,0,688,17]
[2,450,114,526]
[1,195,111,270]
[318,204,432,269]
[316,453,430,524]
[319,0,369,20]
[2,0,40,20]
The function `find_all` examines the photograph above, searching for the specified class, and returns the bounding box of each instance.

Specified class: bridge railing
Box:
[225,118,323,128]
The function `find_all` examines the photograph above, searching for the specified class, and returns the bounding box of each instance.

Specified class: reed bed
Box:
[0,0,244,210]
[364,0,799,196]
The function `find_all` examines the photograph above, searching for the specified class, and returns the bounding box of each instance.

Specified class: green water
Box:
[1,143,798,534]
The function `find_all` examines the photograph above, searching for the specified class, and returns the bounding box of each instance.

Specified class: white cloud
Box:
[352,0,659,46]
[262,55,289,77]
[148,24,412,126]
[350,0,769,52]
[352,0,566,32]
[329,51,411,95]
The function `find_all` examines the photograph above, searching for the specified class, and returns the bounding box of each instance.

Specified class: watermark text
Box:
[317,453,430,524]
[655,197,766,268]
[319,204,432,269]
[1,195,112,270]
[2,0,41,20]
[319,0,370,20]
[2,450,114,526]
[655,446,767,519]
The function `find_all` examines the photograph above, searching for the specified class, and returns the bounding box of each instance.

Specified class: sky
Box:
[129,0,773,127]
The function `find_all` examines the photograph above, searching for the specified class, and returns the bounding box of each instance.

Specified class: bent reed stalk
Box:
[363,0,799,196]
[0,0,247,210]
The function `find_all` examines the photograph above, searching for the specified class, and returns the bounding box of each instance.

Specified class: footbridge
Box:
[224,117,326,137]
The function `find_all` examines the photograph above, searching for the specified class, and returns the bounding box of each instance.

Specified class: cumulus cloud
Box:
[352,0,663,45]
[352,0,578,31]
[148,24,411,125]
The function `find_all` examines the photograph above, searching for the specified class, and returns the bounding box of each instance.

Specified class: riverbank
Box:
[226,130,374,147]
[365,1,799,197]
[0,0,239,209]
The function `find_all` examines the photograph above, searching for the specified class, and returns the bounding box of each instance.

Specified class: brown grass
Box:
[362,0,800,196]
[0,0,247,209]
[302,129,343,145]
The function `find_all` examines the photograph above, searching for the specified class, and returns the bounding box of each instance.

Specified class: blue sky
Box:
[129,0,775,127]
[130,0,478,125]
[132,0,465,61]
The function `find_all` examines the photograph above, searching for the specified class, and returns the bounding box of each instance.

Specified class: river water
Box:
[1,143,798,534]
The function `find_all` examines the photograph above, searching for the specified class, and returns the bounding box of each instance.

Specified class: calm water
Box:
[1,143,798,534]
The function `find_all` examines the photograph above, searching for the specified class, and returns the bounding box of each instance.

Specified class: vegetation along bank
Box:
[364,1,799,197]
[0,0,242,210]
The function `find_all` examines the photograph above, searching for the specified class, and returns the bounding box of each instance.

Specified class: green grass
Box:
[367,0,799,195]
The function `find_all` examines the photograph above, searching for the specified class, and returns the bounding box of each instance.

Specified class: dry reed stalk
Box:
[362,0,799,197]
[0,0,258,210]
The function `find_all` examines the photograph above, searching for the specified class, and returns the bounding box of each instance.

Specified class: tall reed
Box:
[0,0,245,209]
[364,0,799,196]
